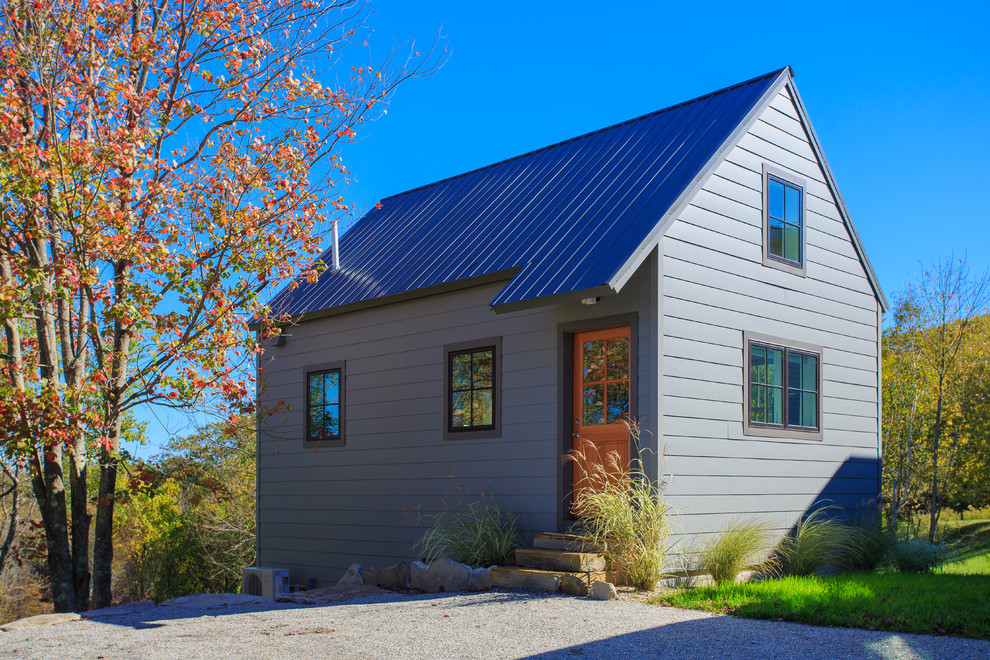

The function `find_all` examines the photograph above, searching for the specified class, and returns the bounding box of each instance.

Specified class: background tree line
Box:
[882,257,989,540]
[0,418,255,621]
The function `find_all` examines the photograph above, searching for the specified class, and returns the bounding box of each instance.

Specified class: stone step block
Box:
[515,548,606,572]
[533,532,604,554]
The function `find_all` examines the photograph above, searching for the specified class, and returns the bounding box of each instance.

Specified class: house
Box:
[255,67,886,586]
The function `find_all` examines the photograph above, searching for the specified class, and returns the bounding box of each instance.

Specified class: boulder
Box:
[410,557,472,593]
[364,562,410,589]
[559,574,589,597]
[0,612,81,632]
[335,563,365,587]
[469,567,491,591]
[410,561,429,590]
[591,581,617,601]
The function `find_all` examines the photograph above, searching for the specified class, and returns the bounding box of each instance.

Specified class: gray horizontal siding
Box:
[660,85,880,551]
[258,254,657,585]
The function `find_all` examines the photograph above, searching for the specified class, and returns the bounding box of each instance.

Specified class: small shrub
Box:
[698,519,777,584]
[836,517,893,572]
[778,508,850,576]
[413,491,523,568]
[568,438,672,591]
[892,540,947,573]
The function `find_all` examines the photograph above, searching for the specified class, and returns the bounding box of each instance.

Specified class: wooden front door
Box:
[570,326,632,514]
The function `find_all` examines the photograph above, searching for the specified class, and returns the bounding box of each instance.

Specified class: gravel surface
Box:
[1,590,987,659]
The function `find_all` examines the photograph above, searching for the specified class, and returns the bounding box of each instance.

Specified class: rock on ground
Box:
[559,574,589,597]
[0,613,80,632]
[364,562,410,589]
[591,581,617,601]
[469,567,491,591]
[410,558,471,593]
[336,564,365,587]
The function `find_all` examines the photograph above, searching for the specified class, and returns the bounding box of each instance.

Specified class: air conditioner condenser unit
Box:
[242,567,290,599]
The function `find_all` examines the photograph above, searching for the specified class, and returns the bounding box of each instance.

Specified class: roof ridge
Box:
[379,67,789,204]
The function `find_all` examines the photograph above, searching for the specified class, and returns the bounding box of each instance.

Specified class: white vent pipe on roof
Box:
[331,219,340,271]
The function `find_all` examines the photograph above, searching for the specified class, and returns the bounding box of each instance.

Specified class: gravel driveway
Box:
[1,590,987,659]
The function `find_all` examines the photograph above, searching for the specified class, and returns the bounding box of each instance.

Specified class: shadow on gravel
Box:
[83,589,547,630]
[517,616,983,660]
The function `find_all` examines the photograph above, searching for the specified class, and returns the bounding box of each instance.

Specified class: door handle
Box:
[572,432,580,438]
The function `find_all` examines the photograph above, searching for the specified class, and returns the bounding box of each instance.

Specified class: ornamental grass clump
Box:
[698,519,778,584]
[567,440,672,591]
[891,540,948,573]
[835,517,893,572]
[778,507,851,576]
[412,489,523,568]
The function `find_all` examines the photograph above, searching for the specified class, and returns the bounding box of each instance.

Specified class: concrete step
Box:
[490,566,608,593]
[533,533,604,554]
[515,548,606,572]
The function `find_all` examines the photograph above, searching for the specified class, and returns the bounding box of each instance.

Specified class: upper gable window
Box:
[763,165,806,275]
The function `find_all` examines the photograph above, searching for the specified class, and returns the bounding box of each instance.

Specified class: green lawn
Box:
[651,518,990,640]
[651,572,990,639]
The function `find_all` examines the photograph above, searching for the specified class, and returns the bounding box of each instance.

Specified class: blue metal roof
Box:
[268,69,786,318]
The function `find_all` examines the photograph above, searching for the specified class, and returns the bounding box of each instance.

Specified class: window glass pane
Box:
[582,384,605,425]
[606,381,629,423]
[788,390,802,428]
[325,371,340,404]
[322,405,339,437]
[768,179,784,219]
[606,337,629,380]
[750,384,765,423]
[472,389,493,426]
[767,387,783,425]
[784,223,800,263]
[308,407,323,440]
[750,345,766,384]
[308,373,325,406]
[472,350,493,388]
[802,392,817,428]
[766,348,783,386]
[451,353,471,391]
[784,184,800,224]
[788,352,803,390]
[768,218,783,258]
[803,355,818,392]
[583,340,605,382]
[451,391,471,428]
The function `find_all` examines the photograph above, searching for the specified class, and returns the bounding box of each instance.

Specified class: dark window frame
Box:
[762,163,807,276]
[443,337,501,441]
[303,360,346,448]
[742,331,822,441]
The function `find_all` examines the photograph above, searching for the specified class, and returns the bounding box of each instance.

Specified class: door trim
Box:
[556,313,639,531]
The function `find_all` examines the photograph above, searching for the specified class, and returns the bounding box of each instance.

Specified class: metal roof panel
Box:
[267,69,786,318]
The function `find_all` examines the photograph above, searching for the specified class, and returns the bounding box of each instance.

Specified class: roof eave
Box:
[490,284,615,315]
[251,267,521,330]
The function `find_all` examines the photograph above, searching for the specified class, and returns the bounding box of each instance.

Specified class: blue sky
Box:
[340,0,989,297]
[129,0,989,455]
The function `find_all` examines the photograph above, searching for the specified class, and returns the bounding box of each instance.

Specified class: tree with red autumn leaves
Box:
[0,0,437,611]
